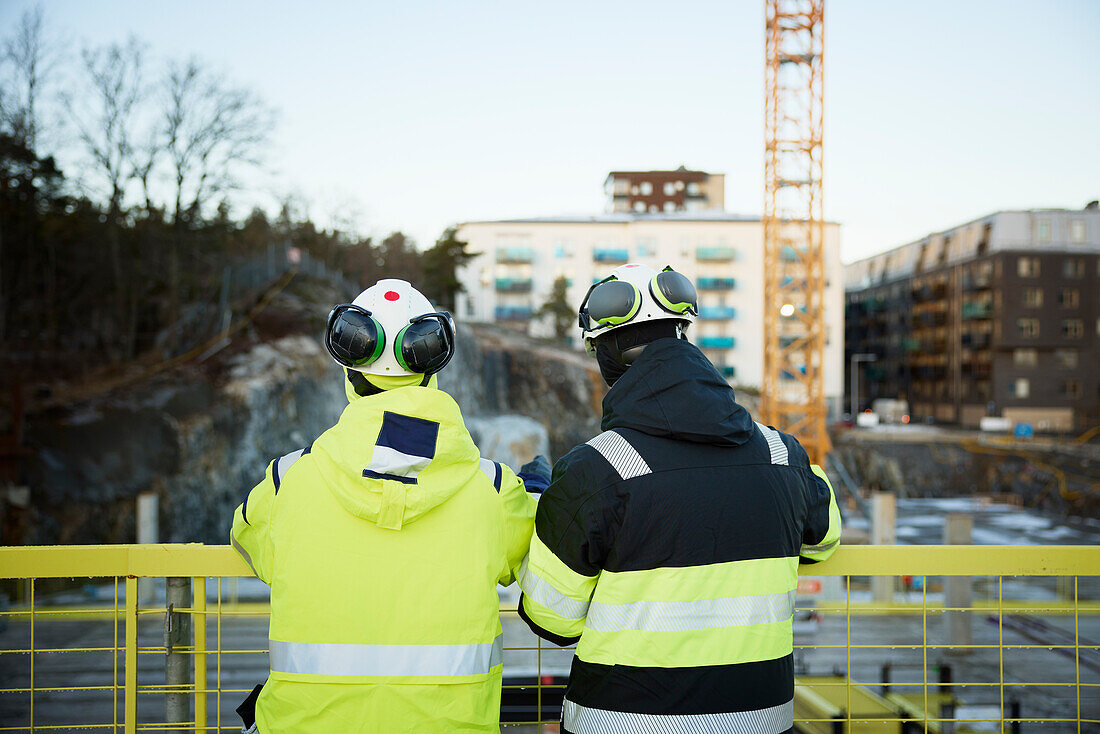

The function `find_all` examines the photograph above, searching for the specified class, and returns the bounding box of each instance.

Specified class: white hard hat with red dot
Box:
[325,279,455,377]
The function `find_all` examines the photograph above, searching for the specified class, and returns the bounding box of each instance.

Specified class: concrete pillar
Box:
[945,513,973,653]
[136,491,158,605]
[165,577,192,730]
[871,492,896,604]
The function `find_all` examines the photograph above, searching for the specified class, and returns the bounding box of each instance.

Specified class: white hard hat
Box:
[578,263,697,355]
[325,279,455,377]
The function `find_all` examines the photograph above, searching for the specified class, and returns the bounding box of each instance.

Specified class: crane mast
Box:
[762,0,829,464]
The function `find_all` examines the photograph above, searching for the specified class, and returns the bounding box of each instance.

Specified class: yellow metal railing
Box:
[0,544,1097,732]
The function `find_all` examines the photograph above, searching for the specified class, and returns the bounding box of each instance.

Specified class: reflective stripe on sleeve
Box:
[230,535,259,578]
[269,633,504,677]
[586,430,651,480]
[585,590,795,633]
[754,422,789,466]
[517,555,591,620]
[801,537,840,555]
[563,698,794,734]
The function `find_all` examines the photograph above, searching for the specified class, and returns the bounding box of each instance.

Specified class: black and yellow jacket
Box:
[518,338,840,734]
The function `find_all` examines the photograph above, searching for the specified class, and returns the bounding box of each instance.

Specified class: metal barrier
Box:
[0,544,1097,732]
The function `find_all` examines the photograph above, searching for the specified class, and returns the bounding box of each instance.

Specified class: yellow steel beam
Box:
[194,576,208,731]
[1,544,1098,578]
[124,576,137,734]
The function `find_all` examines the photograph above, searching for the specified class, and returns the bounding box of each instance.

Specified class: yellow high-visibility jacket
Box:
[231,383,537,733]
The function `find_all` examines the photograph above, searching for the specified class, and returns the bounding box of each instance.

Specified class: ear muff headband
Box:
[394,312,455,375]
[326,304,386,367]
[649,268,698,316]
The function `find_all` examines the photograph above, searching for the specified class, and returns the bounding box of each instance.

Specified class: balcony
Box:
[961,302,992,319]
[697,277,736,291]
[962,273,992,291]
[699,306,737,320]
[696,247,736,262]
[902,337,922,352]
[698,336,736,349]
[496,248,534,264]
[961,332,991,349]
[495,306,533,321]
[719,365,736,378]
[495,278,532,293]
[918,311,947,327]
[593,248,630,264]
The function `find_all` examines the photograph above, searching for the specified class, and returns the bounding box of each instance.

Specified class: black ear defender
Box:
[325,304,386,368]
[394,311,456,375]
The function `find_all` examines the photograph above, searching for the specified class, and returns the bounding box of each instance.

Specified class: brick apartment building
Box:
[604,167,725,214]
[844,205,1100,432]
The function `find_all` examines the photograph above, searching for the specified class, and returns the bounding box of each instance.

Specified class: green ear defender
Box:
[393,312,456,375]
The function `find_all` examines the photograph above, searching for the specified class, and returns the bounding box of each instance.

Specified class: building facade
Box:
[844,206,1100,431]
[455,212,844,408]
[604,167,725,214]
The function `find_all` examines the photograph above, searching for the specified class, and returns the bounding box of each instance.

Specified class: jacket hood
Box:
[600,337,754,446]
[311,385,484,530]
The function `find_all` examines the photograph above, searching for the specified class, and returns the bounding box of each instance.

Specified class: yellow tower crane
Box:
[762,0,830,465]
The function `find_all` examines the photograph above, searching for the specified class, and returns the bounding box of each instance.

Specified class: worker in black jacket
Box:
[517,263,841,734]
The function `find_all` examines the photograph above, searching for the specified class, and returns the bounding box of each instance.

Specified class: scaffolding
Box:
[762,0,830,464]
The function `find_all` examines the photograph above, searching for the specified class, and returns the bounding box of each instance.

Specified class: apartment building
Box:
[844,205,1100,431]
[455,211,844,408]
[604,167,725,214]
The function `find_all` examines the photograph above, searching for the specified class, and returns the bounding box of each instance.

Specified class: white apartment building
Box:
[455,211,844,407]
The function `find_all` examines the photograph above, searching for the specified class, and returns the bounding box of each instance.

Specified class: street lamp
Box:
[850,353,878,420]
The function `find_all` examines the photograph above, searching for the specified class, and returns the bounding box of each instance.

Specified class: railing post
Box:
[194,576,207,732]
[125,576,138,734]
[166,577,192,731]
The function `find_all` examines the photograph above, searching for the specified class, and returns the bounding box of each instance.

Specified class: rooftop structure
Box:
[604,167,725,214]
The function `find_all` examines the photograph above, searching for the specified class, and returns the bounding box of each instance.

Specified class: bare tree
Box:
[66,37,147,356]
[0,4,65,341]
[162,58,275,315]
[0,4,65,149]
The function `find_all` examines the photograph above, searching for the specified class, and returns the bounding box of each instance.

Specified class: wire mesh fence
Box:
[0,545,1097,732]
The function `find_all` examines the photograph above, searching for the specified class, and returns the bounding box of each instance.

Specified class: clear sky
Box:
[3,0,1098,263]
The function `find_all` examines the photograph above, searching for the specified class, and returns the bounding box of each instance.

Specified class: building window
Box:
[1054,349,1078,369]
[1013,348,1038,367]
[1036,219,1051,242]
[633,201,646,212]
[1023,287,1043,307]
[1058,288,1079,308]
[1063,258,1085,278]
[1062,380,1082,399]
[635,238,656,257]
[686,181,701,196]
[1062,319,1084,338]
[1016,318,1040,338]
[1013,378,1030,399]
[663,182,676,196]
[663,201,676,213]
[1070,219,1086,242]
[639,182,653,196]
[1017,256,1041,277]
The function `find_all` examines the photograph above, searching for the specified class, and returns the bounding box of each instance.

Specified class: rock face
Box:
[19,325,605,545]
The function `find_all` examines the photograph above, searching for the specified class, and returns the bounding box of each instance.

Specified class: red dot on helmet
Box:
[625,264,639,268]
[384,291,400,301]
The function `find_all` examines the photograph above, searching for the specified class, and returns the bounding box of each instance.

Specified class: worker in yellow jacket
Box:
[231,279,545,733]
